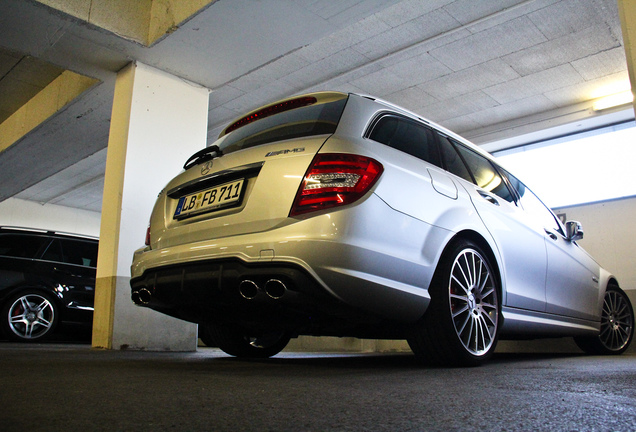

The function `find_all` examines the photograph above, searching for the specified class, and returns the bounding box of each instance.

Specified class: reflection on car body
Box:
[130,92,633,366]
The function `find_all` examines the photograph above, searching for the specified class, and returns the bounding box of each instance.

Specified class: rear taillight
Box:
[145,225,151,246]
[290,153,383,216]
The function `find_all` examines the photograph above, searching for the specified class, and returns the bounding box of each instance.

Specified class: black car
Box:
[0,227,98,342]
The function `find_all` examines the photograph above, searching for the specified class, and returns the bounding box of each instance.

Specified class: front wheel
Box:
[408,239,500,367]
[206,324,290,358]
[1,291,59,342]
[575,284,634,355]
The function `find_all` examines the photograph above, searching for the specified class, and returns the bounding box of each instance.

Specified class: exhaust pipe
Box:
[264,279,287,299]
[137,288,152,305]
[132,288,152,305]
[238,280,259,300]
[131,291,141,305]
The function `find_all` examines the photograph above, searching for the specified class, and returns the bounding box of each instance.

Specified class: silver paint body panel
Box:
[131,92,616,338]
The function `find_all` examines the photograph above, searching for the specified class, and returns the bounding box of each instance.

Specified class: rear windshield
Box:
[217,97,348,155]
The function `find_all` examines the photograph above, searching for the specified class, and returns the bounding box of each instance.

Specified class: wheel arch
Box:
[0,284,63,309]
[444,229,504,307]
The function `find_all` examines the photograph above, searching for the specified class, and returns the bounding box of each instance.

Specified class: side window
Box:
[504,170,563,234]
[0,234,49,258]
[452,143,516,203]
[61,240,98,267]
[437,135,473,183]
[40,239,64,263]
[368,115,442,167]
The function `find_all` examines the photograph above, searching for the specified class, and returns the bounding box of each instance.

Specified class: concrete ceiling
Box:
[0,0,632,213]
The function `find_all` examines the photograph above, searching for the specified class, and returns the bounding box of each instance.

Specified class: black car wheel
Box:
[575,284,634,355]
[207,324,290,358]
[2,291,59,342]
[408,239,500,367]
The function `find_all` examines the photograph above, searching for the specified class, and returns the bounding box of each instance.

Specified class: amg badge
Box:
[265,147,305,157]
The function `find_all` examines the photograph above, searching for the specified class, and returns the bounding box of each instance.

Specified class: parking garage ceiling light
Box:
[592,90,634,111]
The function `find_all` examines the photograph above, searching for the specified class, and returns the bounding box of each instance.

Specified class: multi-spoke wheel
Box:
[575,284,634,355]
[1,291,58,342]
[206,323,290,358]
[448,247,499,356]
[408,239,500,366]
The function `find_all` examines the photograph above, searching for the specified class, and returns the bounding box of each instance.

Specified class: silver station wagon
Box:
[130,92,634,366]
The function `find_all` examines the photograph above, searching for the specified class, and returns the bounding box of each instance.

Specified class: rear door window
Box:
[61,240,98,267]
[0,234,49,259]
[452,142,516,203]
[437,135,473,183]
[40,239,64,263]
[41,239,98,267]
[367,115,442,167]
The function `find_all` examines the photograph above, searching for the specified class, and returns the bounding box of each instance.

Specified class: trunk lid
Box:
[149,136,329,249]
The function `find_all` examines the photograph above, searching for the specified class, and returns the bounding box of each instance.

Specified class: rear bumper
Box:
[130,194,449,334]
[130,258,410,338]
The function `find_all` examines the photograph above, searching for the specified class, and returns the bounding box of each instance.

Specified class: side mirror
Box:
[565,220,584,242]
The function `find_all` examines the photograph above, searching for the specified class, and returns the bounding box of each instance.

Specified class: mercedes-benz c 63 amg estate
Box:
[130,92,633,366]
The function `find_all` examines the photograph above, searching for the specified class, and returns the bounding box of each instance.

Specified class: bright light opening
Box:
[593,91,634,111]
[494,121,636,208]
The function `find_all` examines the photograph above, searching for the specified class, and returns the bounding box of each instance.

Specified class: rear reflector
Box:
[290,154,383,216]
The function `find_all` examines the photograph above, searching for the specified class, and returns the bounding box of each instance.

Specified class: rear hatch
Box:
[148,92,349,250]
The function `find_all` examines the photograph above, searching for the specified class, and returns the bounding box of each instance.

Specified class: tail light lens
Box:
[290,153,383,216]
[145,225,151,246]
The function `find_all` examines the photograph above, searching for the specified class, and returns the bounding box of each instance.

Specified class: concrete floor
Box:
[1,343,635,431]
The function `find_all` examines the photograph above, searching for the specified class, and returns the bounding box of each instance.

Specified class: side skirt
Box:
[499,306,599,339]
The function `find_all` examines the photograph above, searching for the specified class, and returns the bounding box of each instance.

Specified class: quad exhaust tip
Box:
[132,288,153,305]
[264,279,286,299]
[238,280,260,300]
[238,279,288,300]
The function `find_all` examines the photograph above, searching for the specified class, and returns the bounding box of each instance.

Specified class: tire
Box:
[207,324,290,358]
[198,324,218,348]
[1,290,59,342]
[408,239,500,367]
[574,284,634,355]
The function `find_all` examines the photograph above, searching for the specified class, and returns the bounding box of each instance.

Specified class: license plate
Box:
[174,179,245,219]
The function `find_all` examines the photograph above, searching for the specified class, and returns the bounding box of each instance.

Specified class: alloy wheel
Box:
[599,289,633,351]
[448,248,499,356]
[8,294,56,340]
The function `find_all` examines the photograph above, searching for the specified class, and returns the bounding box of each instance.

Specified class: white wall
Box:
[554,197,636,300]
[0,197,101,237]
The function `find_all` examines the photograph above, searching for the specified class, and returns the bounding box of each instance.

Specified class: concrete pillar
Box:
[92,62,209,351]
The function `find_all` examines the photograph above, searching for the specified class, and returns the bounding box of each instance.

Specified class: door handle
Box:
[544,229,558,240]
[478,191,499,206]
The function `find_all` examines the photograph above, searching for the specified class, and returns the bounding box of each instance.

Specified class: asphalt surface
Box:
[1,343,635,431]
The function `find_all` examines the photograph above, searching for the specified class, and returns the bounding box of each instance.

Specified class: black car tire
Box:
[207,324,290,358]
[198,323,218,348]
[408,239,500,367]
[574,284,634,355]
[1,290,59,342]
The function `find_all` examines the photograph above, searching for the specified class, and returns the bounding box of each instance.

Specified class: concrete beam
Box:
[618,0,636,117]
[36,0,216,46]
[0,70,98,153]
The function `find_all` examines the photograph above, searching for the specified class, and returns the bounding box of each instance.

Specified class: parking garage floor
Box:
[1,343,635,431]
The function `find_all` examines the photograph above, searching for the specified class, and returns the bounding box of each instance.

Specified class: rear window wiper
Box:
[183,145,223,170]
